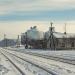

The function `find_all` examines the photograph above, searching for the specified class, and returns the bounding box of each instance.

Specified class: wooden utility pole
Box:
[64,23,67,34]
[4,34,7,47]
[64,23,67,49]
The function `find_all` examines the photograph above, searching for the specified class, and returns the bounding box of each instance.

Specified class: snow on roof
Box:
[45,31,75,39]
[54,32,75,38]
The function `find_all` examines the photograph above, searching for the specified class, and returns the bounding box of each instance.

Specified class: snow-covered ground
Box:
[2,47,75,75]
[8,46,75,60]
[23,50,75,60]
[0,52,21,75]
[0,48,51,75]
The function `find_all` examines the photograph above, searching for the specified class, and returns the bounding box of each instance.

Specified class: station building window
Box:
[61,43,65,47]
[71,42,74,47]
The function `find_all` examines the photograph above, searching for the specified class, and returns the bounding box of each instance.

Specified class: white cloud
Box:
[0,0,75,15]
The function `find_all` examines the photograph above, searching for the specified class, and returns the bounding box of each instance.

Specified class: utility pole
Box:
[64,23,67,49]
[47,22,56,50]
[64,23,67,34]
[4,34,7,47]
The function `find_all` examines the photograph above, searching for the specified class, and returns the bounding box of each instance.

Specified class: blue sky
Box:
[0,9,75,21]
[0,0,75,21]
[0,0,75,39]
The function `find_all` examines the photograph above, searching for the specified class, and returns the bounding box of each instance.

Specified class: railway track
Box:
[6,47,75,65]
[0,48,58,75]
[1,48,75,75]
[0,51,26,75]
[19,51,75,65]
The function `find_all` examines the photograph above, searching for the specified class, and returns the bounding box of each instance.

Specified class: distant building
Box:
[0,39,16,47]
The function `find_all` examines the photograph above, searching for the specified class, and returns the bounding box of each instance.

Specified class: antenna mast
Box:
[64,23,67,49]
[64,23,67,34]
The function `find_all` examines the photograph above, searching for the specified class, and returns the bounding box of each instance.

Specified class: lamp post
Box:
[16,35,20,47]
